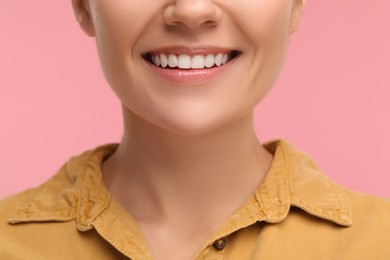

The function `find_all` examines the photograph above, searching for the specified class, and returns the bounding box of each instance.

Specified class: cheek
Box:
[91,1,177,132]
[91,1,139,75]
[234,1,292,102]
[90,1,156,107]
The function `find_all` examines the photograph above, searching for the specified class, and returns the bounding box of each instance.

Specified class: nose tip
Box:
[163,0,223,31]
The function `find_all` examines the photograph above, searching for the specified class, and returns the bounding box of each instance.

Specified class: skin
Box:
[72,0,306,259]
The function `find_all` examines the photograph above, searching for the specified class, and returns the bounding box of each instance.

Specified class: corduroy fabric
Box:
[1,140,389,259]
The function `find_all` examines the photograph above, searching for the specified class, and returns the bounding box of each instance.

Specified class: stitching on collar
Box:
[8,144,118,226]
[256,140,352,226]
[75,168,111,231]
[255,140,290,223]
[8,172,77,224]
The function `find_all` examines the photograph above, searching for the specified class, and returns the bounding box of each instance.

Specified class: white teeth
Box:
[160,54,168,68]
[191,55,205,69]
[168,54,178,68]
[221,54,228,65]
[204,54,215,68]
[155,55,161,66]
[178,54,192,69]
[150,52,234,69]
[215,53,223,67]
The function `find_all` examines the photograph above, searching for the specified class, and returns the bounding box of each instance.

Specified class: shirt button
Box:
[213,237,227,250]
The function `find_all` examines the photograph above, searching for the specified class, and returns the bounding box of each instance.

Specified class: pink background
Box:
[0,1,389,197]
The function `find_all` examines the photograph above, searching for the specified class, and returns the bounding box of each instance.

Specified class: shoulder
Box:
[0,190,37,258]
[345,187,390,230]
[0,189,34,220]
[335,186,390,256]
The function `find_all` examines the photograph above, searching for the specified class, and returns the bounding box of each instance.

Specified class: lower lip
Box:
[144,56,239,86]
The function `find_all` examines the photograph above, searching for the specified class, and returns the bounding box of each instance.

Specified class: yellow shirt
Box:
[1,140,390,259]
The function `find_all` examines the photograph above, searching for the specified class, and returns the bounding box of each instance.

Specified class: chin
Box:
[123,97,250,137]
[163,122,222,137]
[157,117,222,137]
[153,108,246,137]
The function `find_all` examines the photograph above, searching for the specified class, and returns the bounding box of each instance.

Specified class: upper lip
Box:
[142,46,241,56]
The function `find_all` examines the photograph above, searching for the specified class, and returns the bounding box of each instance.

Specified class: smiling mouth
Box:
[142,50,241,70]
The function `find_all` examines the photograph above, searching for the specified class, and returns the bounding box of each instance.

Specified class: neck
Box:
[102,107,273,231]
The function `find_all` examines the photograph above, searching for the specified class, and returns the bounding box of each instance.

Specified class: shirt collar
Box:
[8,140,352,229]
[256,140,352,226]
[8,144,117,231]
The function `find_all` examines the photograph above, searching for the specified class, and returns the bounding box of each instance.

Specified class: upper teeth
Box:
[150,53,230,69]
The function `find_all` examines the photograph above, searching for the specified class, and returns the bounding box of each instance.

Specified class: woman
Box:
[1,0,389,259]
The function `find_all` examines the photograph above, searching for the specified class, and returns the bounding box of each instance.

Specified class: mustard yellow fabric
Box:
[1,140,390,259]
